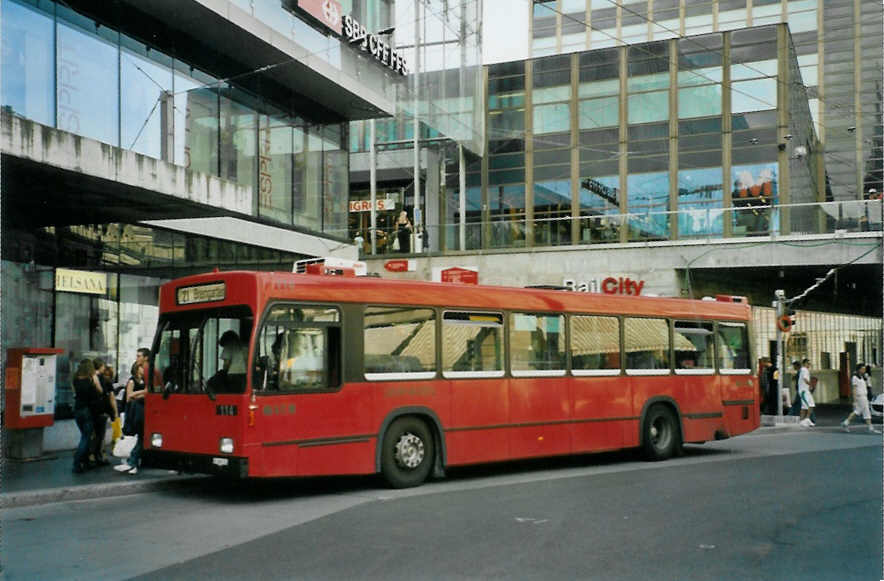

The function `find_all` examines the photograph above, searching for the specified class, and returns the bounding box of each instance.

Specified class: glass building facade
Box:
[421,23,820,252]
[531,0,884,205]
[1,0,352,237]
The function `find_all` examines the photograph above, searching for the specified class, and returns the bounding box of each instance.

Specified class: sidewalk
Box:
[760,402,868,431]
[1,449,205,509]
[0,405,864,509]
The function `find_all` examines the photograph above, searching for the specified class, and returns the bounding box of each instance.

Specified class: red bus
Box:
[141,270,758,487]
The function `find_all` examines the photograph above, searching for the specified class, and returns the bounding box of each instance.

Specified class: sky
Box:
[482,0,530,64]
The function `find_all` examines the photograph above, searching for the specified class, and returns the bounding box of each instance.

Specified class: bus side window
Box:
[624,317,670,372]
[254,305,341,391]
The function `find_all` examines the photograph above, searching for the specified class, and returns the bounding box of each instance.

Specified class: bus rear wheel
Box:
[642,405,681,461]
[381,417,434,488]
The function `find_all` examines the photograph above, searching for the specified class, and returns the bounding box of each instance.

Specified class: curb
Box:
[0,475,207,509]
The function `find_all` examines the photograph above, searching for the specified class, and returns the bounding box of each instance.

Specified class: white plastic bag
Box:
[113,435,136,458]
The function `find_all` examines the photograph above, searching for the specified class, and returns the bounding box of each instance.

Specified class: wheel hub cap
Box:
[394,433,424,469]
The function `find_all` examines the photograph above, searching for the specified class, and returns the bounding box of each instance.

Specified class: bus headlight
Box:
[151,433,163,448]
[219,437,234,454]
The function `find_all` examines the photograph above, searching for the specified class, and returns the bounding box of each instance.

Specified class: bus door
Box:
[570,315,627,451]
[442,311,510,465]
[508,312,570,458]
[251,304,372,477]
[716,321,757,435]
[673,321,721,442]
[148,306,253,458]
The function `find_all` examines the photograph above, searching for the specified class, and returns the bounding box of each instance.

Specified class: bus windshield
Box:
[152,306,253,395]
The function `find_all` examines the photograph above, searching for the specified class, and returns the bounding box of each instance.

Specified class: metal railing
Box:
[343,198,883,256]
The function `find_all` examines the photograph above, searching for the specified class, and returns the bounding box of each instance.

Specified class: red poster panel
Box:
[298,0,343,35]
[441,267,478,284]
[384,260,410,272]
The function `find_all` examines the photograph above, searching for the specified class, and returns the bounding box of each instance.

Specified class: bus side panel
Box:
[372,377,451,455]
[258,384,376,477]
[627,376,677,447]
[447,378,509,466]
[628,375,732,445]
[570,375,628,452]
[675,374,725,444]
[295,441,376,477]
[720,375,760,437]
[508,378,571,459]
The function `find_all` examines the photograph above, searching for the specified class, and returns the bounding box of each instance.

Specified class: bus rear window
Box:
[717,322,750,372]
[674,321,715,372]
[153,306,253,395]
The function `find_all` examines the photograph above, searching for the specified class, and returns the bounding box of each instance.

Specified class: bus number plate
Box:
[212,457,229,467]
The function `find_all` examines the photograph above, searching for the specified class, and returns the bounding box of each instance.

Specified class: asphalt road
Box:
[3,429,882,581]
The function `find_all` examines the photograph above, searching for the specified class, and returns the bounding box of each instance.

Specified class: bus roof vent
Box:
[294,257,367,277]
[715,294,747,303]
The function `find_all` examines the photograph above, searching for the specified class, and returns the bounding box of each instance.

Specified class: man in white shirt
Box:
[798,358,815,427]
[841,364,882,433]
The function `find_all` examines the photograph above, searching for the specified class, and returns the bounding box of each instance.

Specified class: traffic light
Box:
[786,307,797,329]
[777,308,796,333]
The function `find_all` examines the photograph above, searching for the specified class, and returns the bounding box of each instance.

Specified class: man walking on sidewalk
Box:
[841,363,881,433]
[798,359,816,427]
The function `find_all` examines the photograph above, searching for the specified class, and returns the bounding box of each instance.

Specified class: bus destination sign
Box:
[177,282,226,305]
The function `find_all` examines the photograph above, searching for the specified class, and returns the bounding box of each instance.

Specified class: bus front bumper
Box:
[142,450,249,478]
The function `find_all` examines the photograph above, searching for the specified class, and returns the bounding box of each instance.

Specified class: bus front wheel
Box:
[381,417,434,488]
[642,405,681,461]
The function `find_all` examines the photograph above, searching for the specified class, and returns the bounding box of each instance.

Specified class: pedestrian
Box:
[862,363,874,399]
[787,360,801,416]
[395,210,413,253]
[136,346,162,389]
[72,359,103,473]
[798,358,816,427]
[841,364,881,433]
[758,357,773,414]
[115,361,146,474]
[90,358,119,466]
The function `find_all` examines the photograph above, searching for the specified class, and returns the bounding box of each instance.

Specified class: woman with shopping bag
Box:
[115,363,146,474]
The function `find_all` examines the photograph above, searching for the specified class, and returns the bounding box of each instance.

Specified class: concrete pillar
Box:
[669,38,679,240]
[459,144,466,250]
[370,118,377,255]
[570,52,580,244]
[426,147,441,252]
[160,90,174,163]
[525,59,535,248]
[619,45,629,243]
[777,24,791,235]
[722,32,733,238]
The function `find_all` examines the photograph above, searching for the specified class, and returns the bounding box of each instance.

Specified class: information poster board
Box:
[20,354,56,416]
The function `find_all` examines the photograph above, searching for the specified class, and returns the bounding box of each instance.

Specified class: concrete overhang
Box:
[63,0,397,122]
[1,112,356,260]
[2,112,250,227]
[142,217,357,260]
